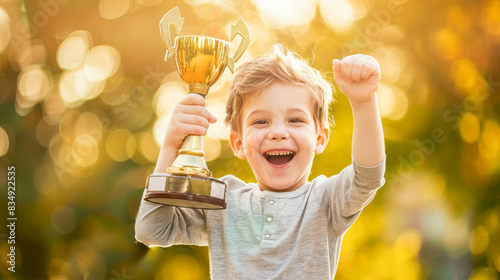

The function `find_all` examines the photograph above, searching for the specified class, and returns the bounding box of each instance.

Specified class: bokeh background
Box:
[0,0,499,279]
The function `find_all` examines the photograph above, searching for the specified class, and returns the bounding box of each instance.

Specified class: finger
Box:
[208,112,217,124]
[180,93,206,106]
[341,55,363,83]
[340,56,354,81]
[177,112,211,129]
[178,123,209,136]
[332,59,343,81]
[351,55,368,83]
[361,58,380,80]
[179,104,212,121]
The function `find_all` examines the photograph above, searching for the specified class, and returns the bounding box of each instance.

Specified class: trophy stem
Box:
[166,135,211,178]
[187,84,210,96]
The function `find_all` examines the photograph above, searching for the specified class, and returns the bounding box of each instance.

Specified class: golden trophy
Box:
[144,7,250,209]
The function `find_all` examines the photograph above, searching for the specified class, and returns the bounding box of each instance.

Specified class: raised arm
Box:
[333,55,385,166]
[135,93,216,247]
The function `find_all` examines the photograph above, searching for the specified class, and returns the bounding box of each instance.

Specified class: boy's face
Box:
[230,82,329,192]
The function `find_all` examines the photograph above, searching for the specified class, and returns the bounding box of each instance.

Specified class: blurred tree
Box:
[0,0,499,279]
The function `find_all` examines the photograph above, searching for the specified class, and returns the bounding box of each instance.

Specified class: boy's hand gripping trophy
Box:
[144,7,250,209]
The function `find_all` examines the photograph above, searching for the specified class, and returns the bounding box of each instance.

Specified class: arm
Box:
[333,55,385,166]
[313,55,385,235]
[135,93,216,247]
[314,159,385,236]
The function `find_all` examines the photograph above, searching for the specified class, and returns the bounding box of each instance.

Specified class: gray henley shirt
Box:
[135,159,385,279]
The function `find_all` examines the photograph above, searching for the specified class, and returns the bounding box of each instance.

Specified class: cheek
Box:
[294,130,317,152]
[243,131,265,156]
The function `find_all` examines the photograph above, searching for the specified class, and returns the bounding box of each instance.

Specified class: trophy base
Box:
[145,192,226,209]
[144,173,227,209]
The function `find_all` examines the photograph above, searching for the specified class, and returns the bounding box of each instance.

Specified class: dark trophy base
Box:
[144,173,227,209]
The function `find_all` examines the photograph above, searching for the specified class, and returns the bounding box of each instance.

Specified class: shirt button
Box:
[265,234,271,239]
[266,216,273,223]
[268,200,275,205]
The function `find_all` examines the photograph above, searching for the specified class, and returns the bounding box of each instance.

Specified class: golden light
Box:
[192,3,224,21]
[162,254,202,280]
[2,1,499,278]
[254,0,317,29]
[376,84,408,120]
[383,126,404,141]
[0,126,9,157]
[319,0,355,33]
[51,205,77,234]
[389,172,447,208]
[487,209,499,233]
[443,218,469,256]
[138,132,160,162]
[74,112,103,143]
[451,59,479,93]
[469,226,489,255]
[11,40,44,70]
[206,66,233,98]
[153,82,186,117]
[36,118,58,147]
[478,120,500,160]
[153,115,170,146]
[376,85,395,118]
[83,45,121,82]
[377,48,403,84]
[49,134,72,165]
[469,267,498,280]
[136,0,162,6]
[144,246,161,263]
[204,136,221,162]
[17,64,52,103]
[59,68,105,107]
[379,25,407,45]
[43,89,67,125]
[57,36,89,70]
[16,92,37,116]
[58,69,88,106]
[0,7,11,54]
[459,112,480,143]
[98,0,130,20]
[105,129,137,162]
[72,134,100,168]
[233,21,275,59]
[394,262,422,280]
[432,28,460,60]
[496,256,500,274]
[48,257,66,278]
[482,0,500,37]
[182,0,214,6]
[206,101,230,140]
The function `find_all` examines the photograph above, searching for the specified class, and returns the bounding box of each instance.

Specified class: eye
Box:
[289,118,303,123]
[252,119,267,125]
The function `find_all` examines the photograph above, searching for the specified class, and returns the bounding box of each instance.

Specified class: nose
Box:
[268,123,289,140]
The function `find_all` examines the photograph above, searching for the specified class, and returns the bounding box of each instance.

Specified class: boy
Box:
[135,45,385,279]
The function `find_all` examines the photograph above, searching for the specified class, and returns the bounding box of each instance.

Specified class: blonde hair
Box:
[225,44,334,134]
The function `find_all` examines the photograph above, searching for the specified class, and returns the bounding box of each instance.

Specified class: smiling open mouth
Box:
[264,151,295,165]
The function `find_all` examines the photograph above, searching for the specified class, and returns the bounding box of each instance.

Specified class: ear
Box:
[229,132,246,159]
[315,128,329,154]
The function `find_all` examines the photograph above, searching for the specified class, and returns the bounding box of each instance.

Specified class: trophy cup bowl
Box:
[143,7,250,209]
[175,36,230,95]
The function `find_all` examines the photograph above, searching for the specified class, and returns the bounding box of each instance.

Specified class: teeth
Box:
[266,151,293,156]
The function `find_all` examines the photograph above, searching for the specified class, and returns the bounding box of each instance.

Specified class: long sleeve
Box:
[314,158,386,236]
[135,188,208,247]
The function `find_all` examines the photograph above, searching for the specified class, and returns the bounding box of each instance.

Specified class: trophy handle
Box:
[227,18,250,73]
[159,7,184,61]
